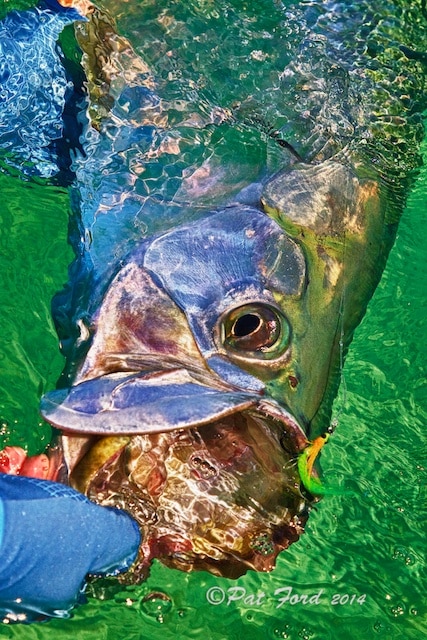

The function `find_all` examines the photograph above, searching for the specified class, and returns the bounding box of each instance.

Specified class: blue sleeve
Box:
[0,2,84,179]
[0,473,140,623]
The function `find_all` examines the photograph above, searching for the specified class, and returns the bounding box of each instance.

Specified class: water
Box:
[0,1,426,638]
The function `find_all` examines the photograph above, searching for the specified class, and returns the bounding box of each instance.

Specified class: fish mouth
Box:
[71,405,310,579]
[41,366,312,579]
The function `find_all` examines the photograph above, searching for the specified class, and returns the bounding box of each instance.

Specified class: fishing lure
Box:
[298,433,330,495]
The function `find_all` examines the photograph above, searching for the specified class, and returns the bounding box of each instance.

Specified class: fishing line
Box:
[328,196,351,437]
[297,192,352,497]
[330,263,348,434]
[236,112,305,163]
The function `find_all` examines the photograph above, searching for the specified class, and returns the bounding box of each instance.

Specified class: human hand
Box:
[0,473,140,622]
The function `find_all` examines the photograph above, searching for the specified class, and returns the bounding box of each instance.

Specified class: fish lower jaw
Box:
[73,406,311,582]
[135,519,307,580]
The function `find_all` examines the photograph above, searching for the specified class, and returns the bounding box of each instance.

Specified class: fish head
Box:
[41,160,391,579]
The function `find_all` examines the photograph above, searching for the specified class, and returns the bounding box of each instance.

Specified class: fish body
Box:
[1,0,426,578]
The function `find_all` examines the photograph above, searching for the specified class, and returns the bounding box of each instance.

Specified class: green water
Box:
[2,157,426,640]
[1,1,426,638]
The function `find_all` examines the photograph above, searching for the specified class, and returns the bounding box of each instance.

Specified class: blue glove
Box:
[0,473,140,623]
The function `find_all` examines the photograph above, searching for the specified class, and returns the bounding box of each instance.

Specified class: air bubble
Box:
[392,545,416,566]
[139,591,173,623]
[390,603,405,617]
[190,454,217,479]
[0,419,10,436]
[114,593,136,605]
[250,532,274,556]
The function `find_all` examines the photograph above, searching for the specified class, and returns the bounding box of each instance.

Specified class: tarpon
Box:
[1,0,425,580]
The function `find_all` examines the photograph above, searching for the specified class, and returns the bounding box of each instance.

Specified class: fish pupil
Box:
[221,303,288,355]
[232,313,261,337]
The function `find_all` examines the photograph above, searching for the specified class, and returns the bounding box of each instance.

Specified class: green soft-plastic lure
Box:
[297,433,330,495]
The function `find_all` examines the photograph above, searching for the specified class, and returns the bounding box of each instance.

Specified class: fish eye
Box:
[221,303,290,357]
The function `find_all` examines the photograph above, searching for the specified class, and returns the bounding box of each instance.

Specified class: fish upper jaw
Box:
[40,365,307,456]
